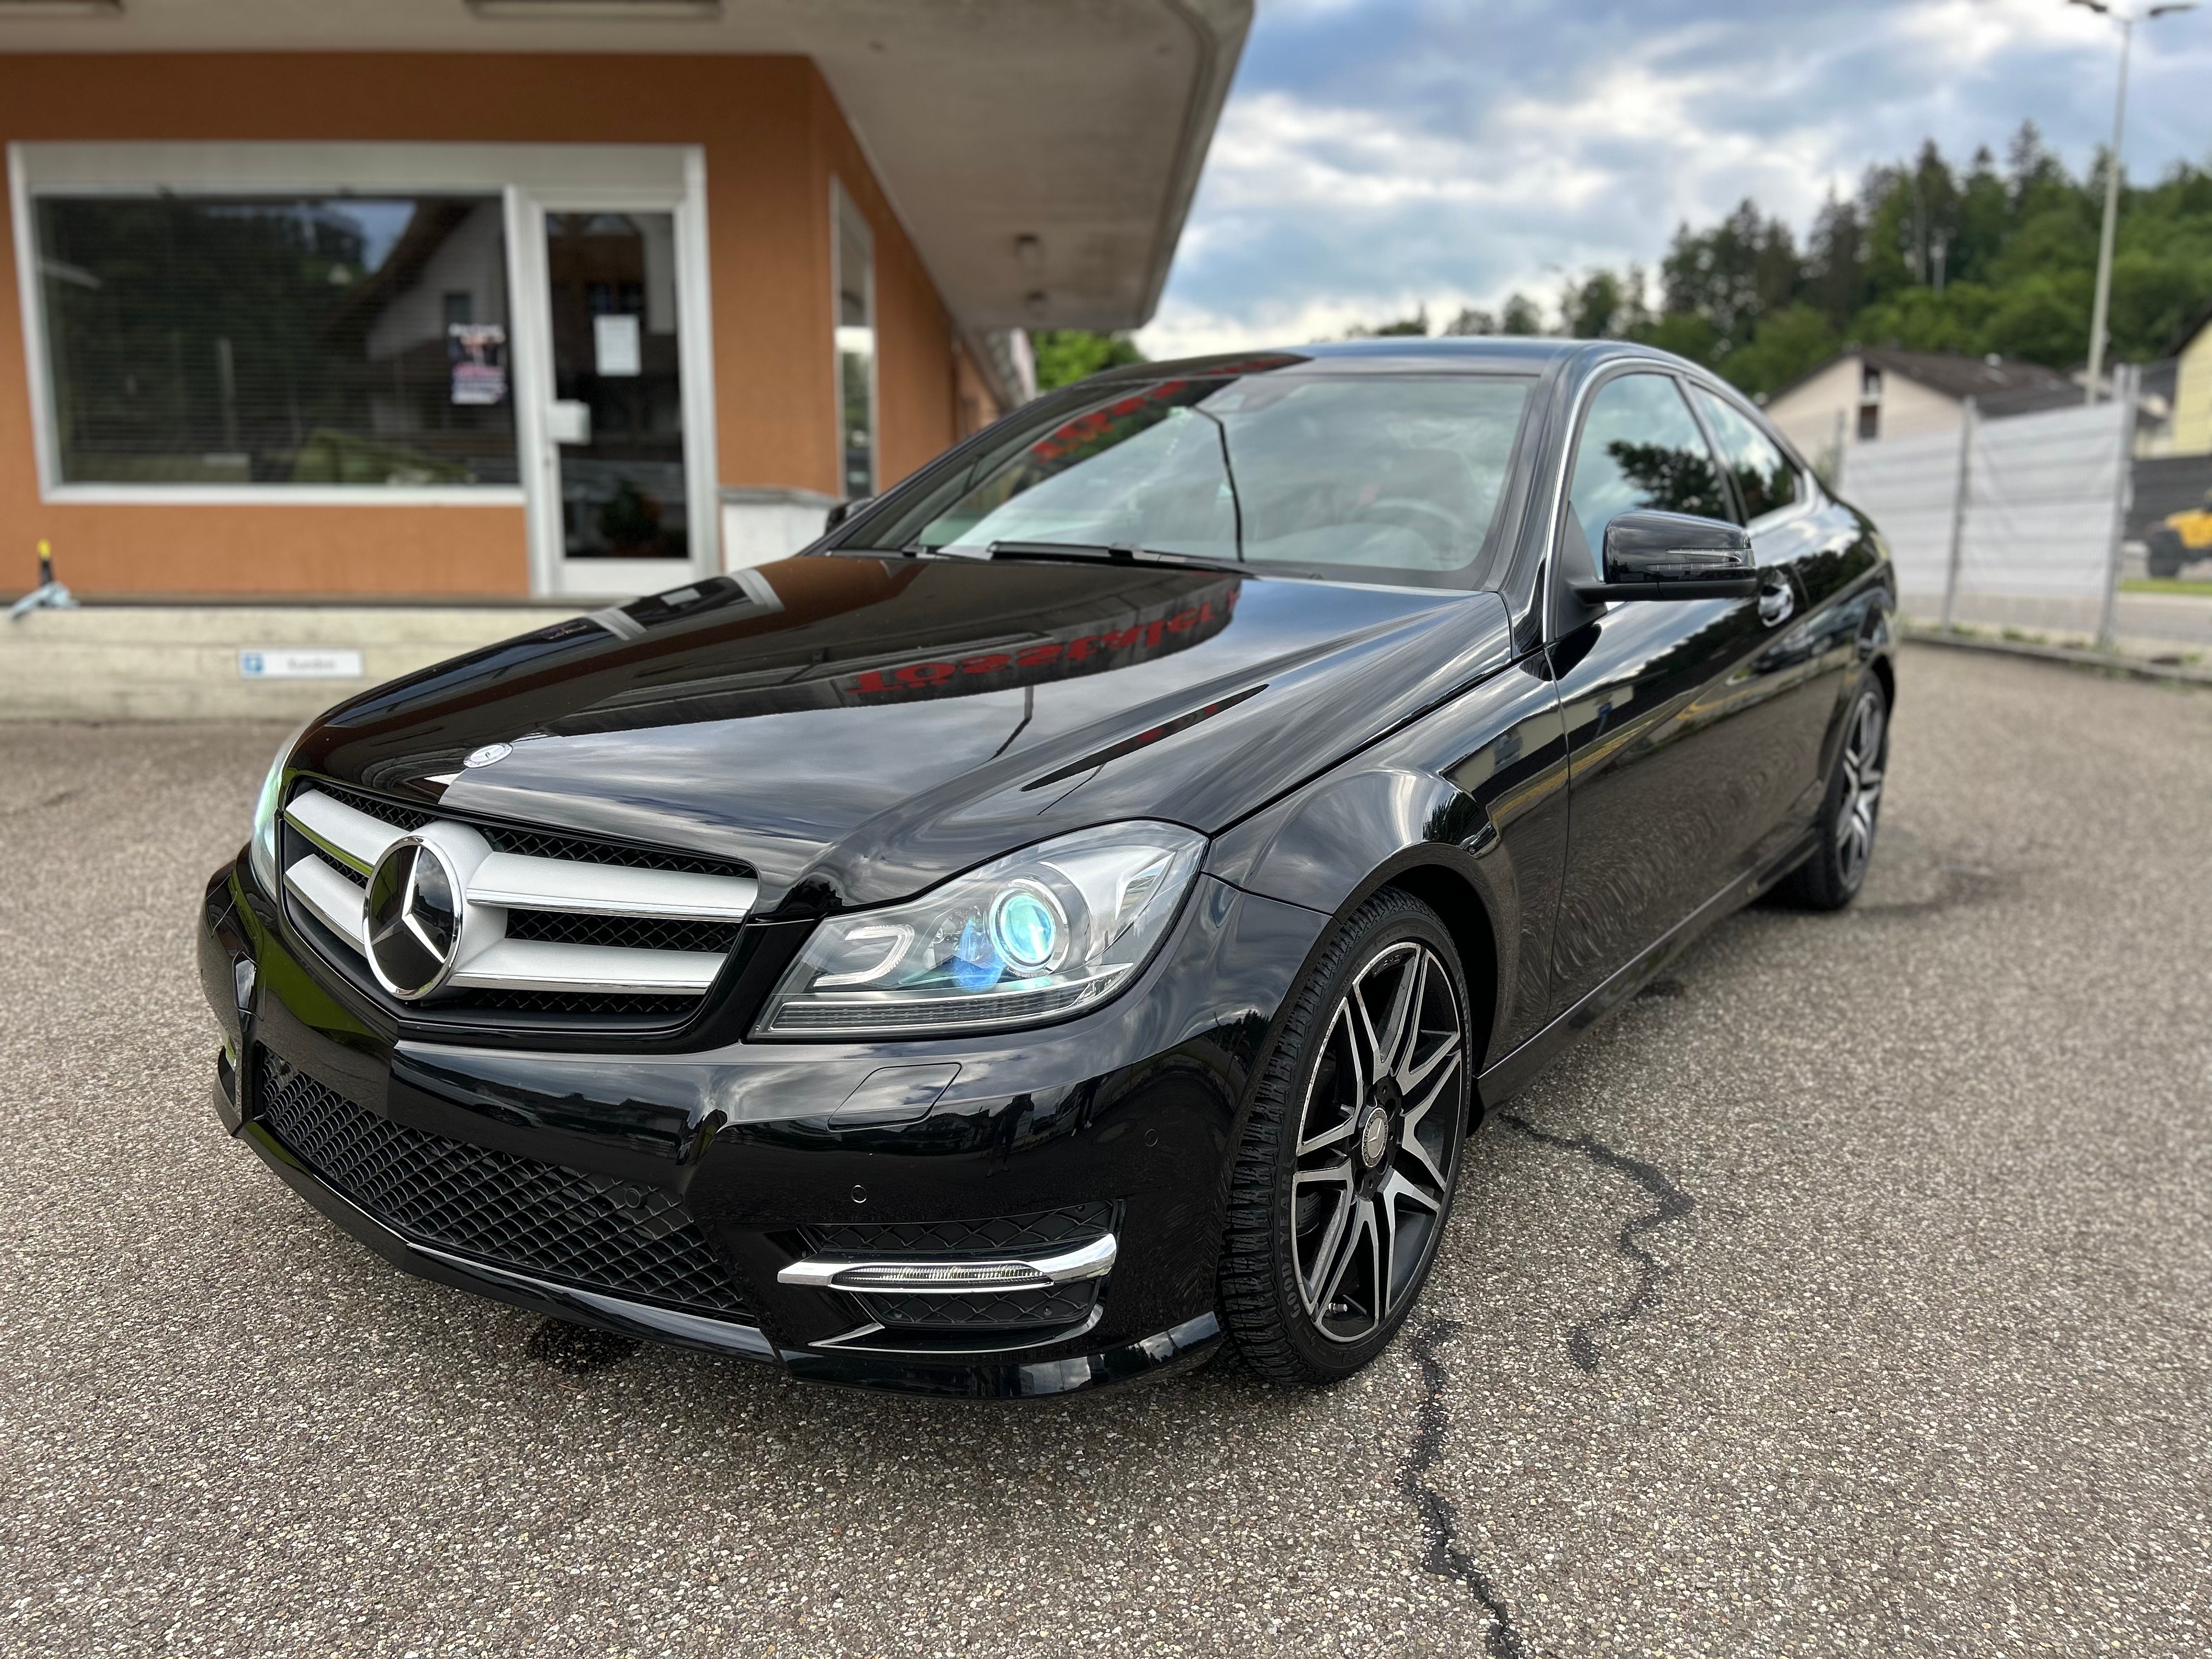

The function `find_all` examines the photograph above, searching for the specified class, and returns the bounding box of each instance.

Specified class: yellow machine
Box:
[2147,489,2212,578]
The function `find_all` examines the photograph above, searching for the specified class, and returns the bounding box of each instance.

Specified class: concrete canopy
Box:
[0,0,1251,332]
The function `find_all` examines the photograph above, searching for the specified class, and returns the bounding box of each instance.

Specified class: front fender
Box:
[1205,651,1572,1071]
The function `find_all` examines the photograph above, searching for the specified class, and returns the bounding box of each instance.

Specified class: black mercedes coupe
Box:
[198,338,1894,1397]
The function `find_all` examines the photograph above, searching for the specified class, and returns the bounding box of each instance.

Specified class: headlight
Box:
[756,822,1207,1039]
[247,723,309,896]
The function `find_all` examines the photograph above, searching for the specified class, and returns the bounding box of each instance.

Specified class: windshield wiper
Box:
[983,540,1244,571]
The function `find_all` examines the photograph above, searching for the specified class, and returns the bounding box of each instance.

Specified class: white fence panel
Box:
[1836,428,1963,600]
[1957,401,2127,602]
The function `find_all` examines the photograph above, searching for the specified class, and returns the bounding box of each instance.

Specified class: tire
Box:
[2146,528,2186,580]
[1220,888,1471,1385]
[1779,677,1888,911]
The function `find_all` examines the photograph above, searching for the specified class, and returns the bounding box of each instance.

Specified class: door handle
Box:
[1758,572,1795,625]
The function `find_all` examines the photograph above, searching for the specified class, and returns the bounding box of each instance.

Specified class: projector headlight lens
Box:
[757,822,1205,1039]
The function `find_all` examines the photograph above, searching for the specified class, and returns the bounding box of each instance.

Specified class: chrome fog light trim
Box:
[776,1232,1118,1293]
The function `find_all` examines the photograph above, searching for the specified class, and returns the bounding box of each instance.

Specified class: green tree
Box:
[1029,329,1145,391]
[1567,123,2212,394]
[1498,292,1546,335]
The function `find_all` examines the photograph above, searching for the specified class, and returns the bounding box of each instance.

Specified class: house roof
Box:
[2165,298,2212,358]
[0,0,1251,334]
[1765,346,2073,409]
[1858,347,2073,401]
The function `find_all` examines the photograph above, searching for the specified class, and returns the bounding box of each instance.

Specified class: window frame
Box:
[830,176,879,502]
[7,140,716,533]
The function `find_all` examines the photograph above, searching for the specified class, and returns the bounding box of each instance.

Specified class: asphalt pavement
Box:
[4,644,2210,1658]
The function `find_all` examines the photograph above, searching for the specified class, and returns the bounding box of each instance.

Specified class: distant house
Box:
[1763,348,2075,474]
[2164,301,2212,456]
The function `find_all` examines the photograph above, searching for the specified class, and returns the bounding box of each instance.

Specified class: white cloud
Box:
[1142,0,2209,358]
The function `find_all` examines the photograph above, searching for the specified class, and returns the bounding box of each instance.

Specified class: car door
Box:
[1688,382,1878,854]
[1544,368,1815,1016]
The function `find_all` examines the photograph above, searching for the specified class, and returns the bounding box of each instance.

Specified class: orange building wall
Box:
[0,53,963,599]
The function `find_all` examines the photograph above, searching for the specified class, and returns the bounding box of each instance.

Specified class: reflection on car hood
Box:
[301,556,1515,910]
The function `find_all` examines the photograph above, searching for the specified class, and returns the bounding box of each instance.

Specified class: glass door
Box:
[520,196,714,596]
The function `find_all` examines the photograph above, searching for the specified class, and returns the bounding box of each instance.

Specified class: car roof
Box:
[1081,335,1673,385]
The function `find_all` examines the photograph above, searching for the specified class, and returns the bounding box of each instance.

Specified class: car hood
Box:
[301,556,1514,912]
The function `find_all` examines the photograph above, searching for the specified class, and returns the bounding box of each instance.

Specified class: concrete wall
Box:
[0,603,577,720]
[0,53,967,600]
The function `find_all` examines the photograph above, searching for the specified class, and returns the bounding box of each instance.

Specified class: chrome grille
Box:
[279,781,757,1015]
[310,781,747,877]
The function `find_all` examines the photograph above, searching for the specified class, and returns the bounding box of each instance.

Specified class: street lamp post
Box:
[2068,0,2196,405]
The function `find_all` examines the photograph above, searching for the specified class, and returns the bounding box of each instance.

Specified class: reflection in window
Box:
[1568,374,1730,543]
[35,194,514,487]
[835,186,876,500]
[868,374,1531,582]
[1691,387,1801,521]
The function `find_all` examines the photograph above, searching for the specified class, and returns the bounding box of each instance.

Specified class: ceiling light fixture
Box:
[0,0,124,16]
[466,0,721,20]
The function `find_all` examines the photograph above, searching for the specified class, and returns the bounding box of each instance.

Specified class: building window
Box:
[1858,404,1881,441]
[32,193,515,488]
[834,182,877,500]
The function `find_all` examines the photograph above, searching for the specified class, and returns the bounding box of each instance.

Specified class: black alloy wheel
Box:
[1221,889,1470,1384]
[1781,678,1888,910]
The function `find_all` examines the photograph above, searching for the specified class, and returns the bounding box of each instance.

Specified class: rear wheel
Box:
[1220,890,1469,1385]
[1780,678,1888,911]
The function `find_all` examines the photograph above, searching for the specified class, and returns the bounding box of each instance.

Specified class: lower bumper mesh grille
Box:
[256,1057,749,1320]
[860,1284,1099,1330]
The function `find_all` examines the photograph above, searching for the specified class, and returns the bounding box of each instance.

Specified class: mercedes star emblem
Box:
[364,837,463,1000]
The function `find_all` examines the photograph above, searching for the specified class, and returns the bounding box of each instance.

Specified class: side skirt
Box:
[1475,829,1819,1110]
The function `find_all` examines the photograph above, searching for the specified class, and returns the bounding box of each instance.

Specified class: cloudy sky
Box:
[1139,0,2212,356]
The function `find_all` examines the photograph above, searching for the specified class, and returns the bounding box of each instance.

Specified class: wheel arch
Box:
[1867,651,1896,716]
[1210,764,1518,1103]
[1375,861,1501,1096]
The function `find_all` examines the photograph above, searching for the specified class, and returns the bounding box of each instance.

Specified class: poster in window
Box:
[448,323,508,406]
[594,313,642,377]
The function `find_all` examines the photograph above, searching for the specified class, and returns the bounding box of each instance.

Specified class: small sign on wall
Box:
[239,648,365,681]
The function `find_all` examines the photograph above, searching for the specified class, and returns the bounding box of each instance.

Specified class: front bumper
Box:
[199,853,1328,1397]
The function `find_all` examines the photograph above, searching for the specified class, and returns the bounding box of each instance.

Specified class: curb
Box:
[1903,628,2212,688]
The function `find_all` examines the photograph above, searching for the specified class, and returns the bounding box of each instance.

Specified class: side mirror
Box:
[825,495,872,533]
[1576,510,1758,601]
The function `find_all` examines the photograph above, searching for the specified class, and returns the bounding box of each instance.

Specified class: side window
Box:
[1692,387,1801,521]
[1568,373,1733,548]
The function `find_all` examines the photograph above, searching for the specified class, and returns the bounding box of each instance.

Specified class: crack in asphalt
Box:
[1399,1318,1528,1659]
[1501,1116,1695,1373]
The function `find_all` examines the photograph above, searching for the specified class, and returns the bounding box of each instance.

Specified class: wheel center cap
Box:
[1358,1107,1391,1168]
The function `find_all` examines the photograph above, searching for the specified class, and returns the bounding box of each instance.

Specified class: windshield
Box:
[853,373,1534,585]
